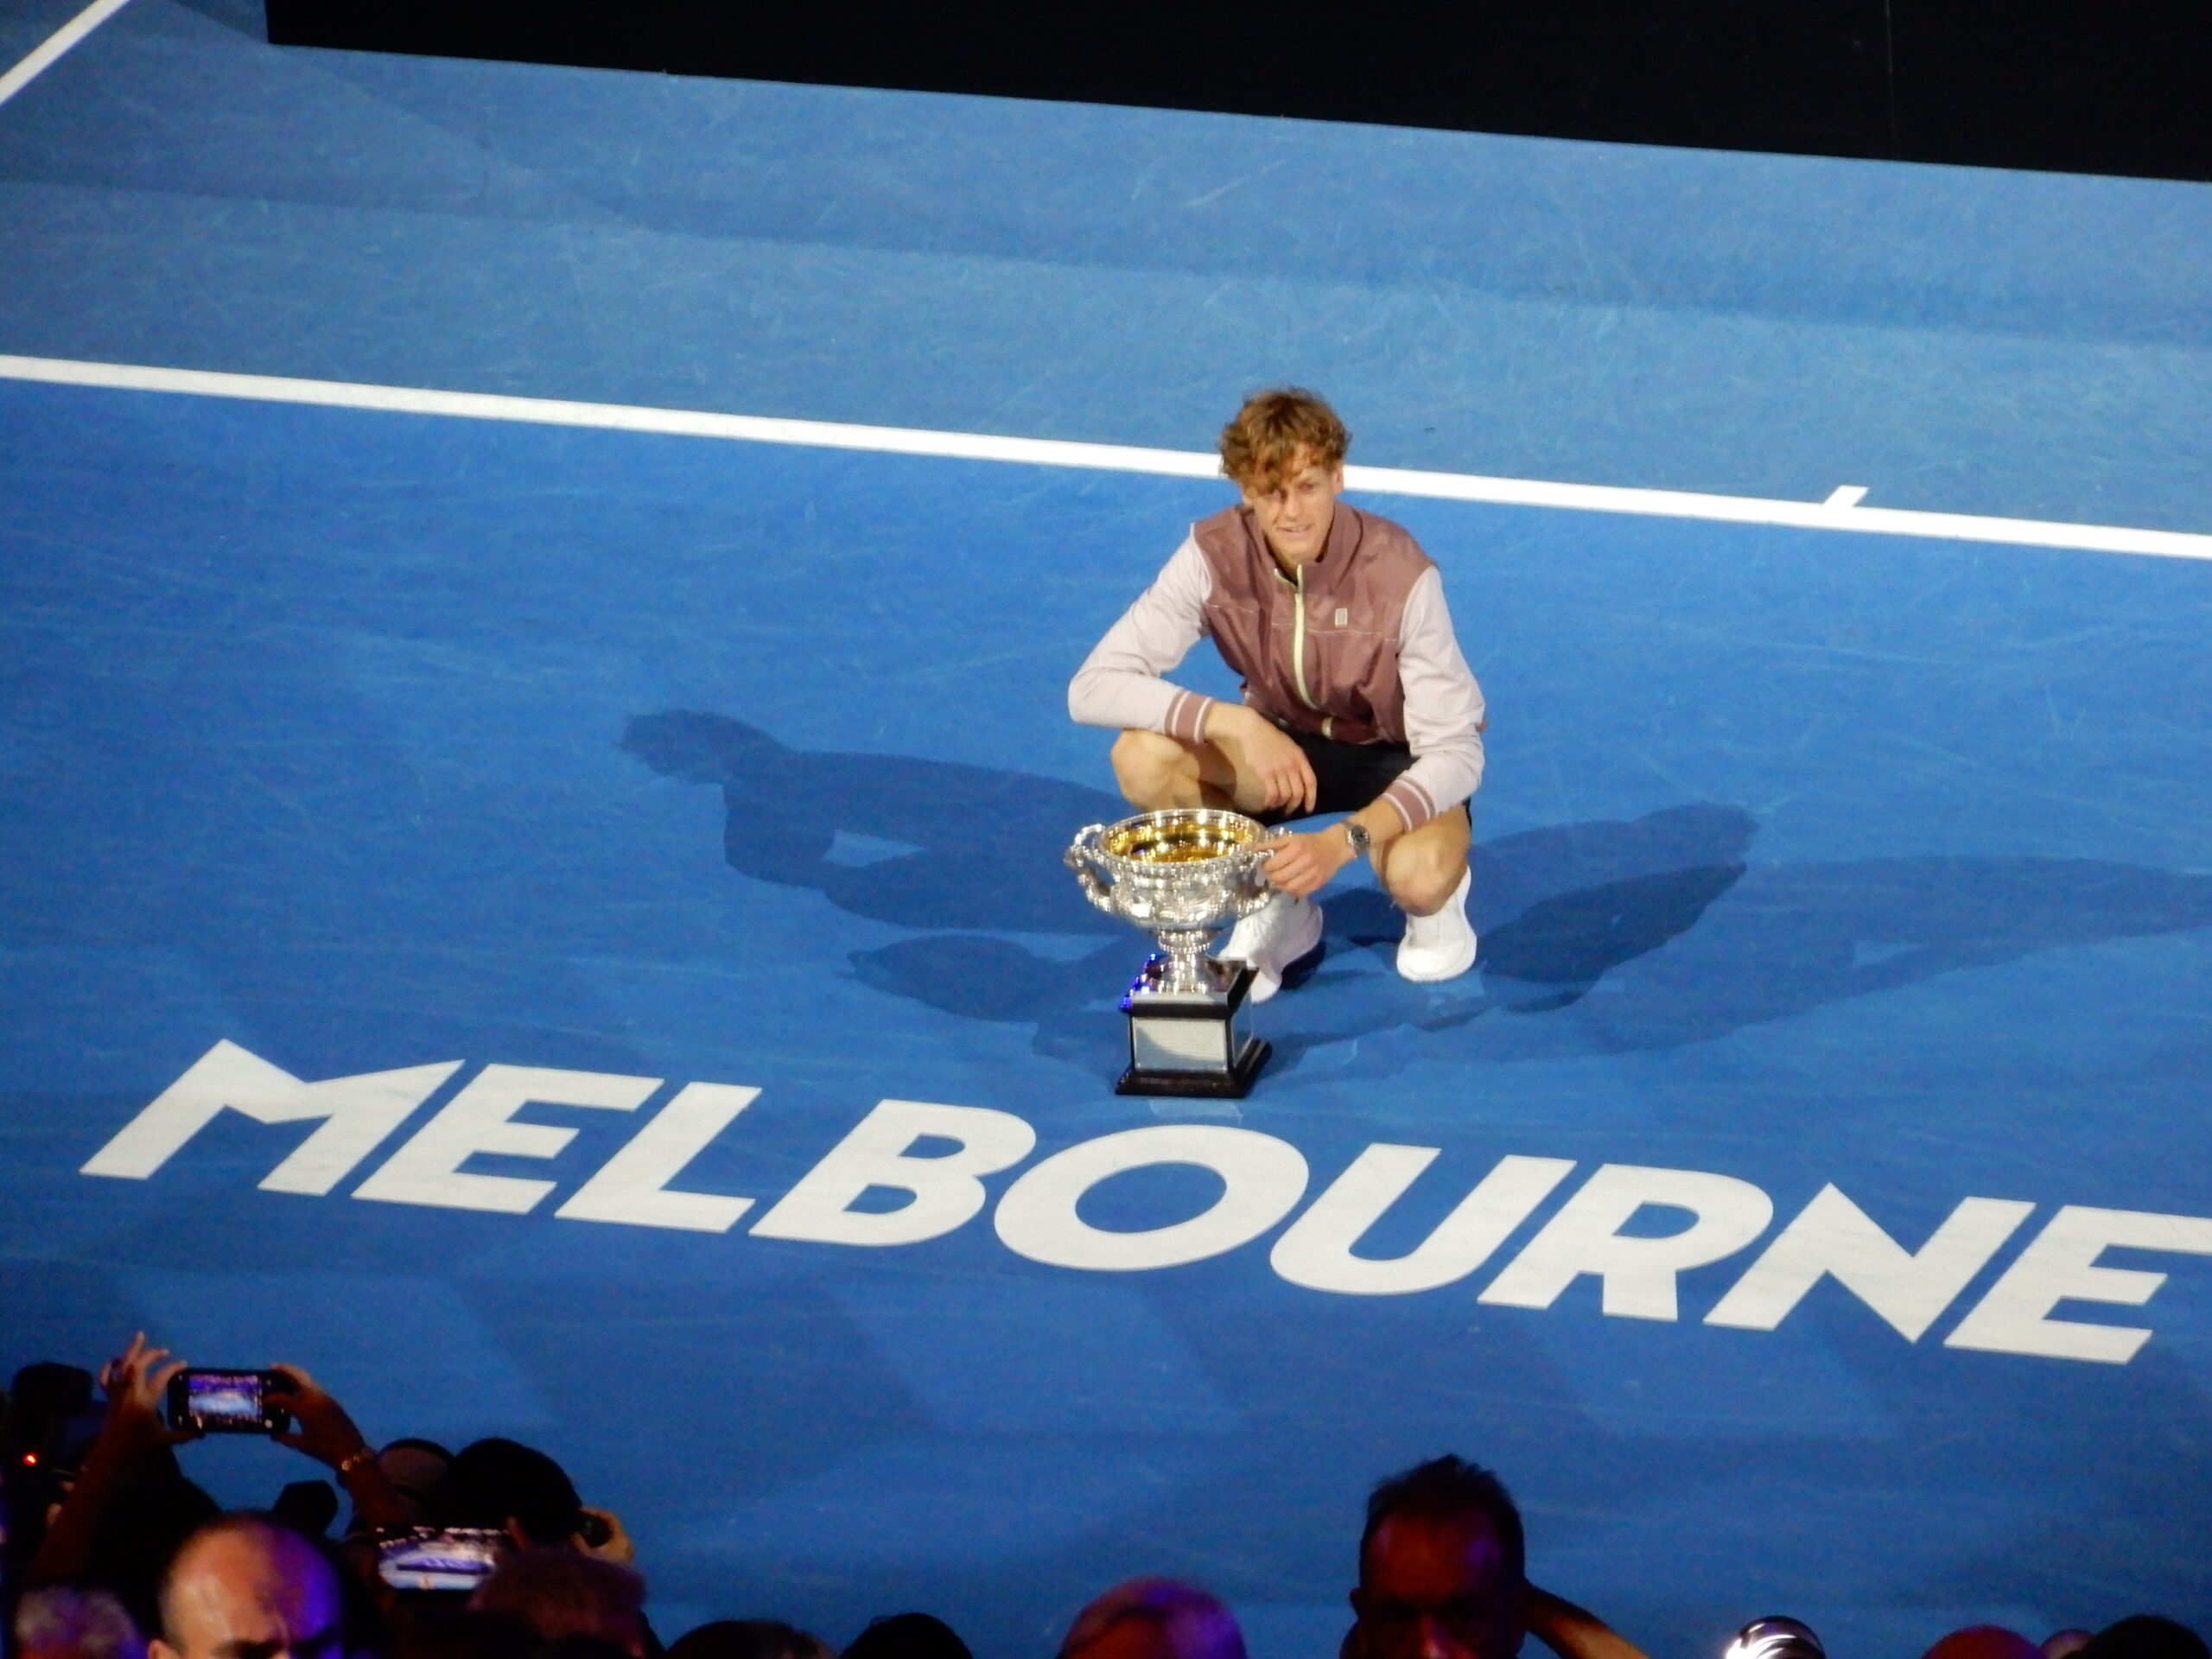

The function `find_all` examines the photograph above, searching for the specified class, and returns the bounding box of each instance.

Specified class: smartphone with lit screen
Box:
[376,1527,512,1593]
[164,1369,290,1435]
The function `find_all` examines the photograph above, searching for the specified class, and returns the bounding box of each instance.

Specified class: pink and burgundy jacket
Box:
[1069,502,1485,830]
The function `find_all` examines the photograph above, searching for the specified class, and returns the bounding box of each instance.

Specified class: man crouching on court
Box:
[1069,388,1485,999]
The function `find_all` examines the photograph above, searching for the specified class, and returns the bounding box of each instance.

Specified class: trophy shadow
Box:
[625,710,2212,1078]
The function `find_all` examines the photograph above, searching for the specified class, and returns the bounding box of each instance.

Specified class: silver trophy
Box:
[1065,807,1277,1096]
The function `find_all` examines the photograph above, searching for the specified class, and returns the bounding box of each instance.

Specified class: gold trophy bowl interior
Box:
[1099,810,1263,864]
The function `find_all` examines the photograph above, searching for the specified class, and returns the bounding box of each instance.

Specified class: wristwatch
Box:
[1341,819,1372,860]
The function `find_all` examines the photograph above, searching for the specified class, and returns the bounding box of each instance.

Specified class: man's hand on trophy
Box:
[1260,828,1355,896]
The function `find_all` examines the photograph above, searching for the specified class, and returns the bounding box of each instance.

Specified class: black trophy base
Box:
[1115,956,1270,1097]
[1116,1036,1272,1099]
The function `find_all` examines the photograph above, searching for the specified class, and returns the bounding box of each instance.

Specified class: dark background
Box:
[264,0,2212,183]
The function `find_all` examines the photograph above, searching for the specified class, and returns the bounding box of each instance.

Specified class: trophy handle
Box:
[1064,823,1118,914]
[1232,836,1279,914]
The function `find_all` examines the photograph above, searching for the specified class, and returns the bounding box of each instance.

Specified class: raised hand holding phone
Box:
[264,1363,363,1459]
[263,1362,415,1530]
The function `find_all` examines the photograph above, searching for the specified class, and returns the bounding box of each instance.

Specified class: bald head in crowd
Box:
[150,1517,342,1659]
[1059,1580,1246,1659]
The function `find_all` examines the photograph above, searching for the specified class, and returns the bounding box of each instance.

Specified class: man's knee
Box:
[1385,836,1467,916]
[1110,729,1199,808]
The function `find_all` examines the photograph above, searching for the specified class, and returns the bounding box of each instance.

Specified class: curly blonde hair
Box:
[1217,388,1349,490]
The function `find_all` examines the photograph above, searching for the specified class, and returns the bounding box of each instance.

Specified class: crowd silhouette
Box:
[9,1337,2202,1659]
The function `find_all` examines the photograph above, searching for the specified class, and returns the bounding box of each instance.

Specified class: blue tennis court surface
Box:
[3,3,2211,1657]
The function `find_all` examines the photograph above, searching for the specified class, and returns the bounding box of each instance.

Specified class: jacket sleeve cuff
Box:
[1379,776,1435,832]
[1164,689,1217,745]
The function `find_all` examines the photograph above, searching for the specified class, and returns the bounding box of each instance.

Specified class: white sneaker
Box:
[1220,892,1324,1003]
[1396,868,1477,982]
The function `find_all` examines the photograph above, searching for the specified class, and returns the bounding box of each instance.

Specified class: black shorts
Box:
[1251,728,1416,827]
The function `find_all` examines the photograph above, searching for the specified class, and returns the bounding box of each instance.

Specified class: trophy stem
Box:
[1151,927,1219,997]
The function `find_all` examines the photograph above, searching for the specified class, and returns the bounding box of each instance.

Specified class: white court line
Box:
[4,351,2209,563]
[0,0,134,110]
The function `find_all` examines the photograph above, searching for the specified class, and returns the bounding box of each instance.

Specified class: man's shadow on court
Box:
[626,710,2212,1077]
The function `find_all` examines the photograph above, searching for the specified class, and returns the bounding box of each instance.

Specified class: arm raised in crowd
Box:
[31,1334,416,1590]
[28,1332,196,1586]
[1527,1586,1650,1659]
[264,1363,414,1533]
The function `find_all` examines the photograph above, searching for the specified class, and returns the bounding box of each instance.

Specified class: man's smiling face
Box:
[1240,447,1344,569]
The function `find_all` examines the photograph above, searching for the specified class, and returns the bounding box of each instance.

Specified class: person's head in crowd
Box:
[2045,1634,2096,1659]
[671,1620,836,1659]
[378,1440,454,1528]
[271,1481,340,1541]
[1058,1580,1245,1659]
[1351,1456,1527,1659]
[1724,1617,1823,1659]
[2076,1619,2211,1659]
[16,1586,148,1659]
[149,1515,344,1659]
[10,1363,106,1558]
[842,1613,972,1659]
[469,1548,645,1659]
[1923,1630,2049,1659]
[438,1440,586,1549]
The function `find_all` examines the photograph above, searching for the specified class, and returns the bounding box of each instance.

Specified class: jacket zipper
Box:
[1288,564,1334,739]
